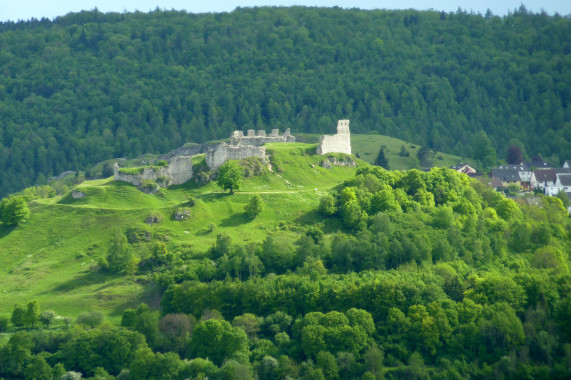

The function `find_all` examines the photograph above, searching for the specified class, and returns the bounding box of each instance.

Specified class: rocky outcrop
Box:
[317,120,351,155]
[71,190,86,199]
[113,156,193,187]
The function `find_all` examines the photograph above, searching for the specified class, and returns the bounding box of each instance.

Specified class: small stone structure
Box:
[113,156,193,187]
[230,128,295,146]
[317,120,351,155]
[206,128,295,169]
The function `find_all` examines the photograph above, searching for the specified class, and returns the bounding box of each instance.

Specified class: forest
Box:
[1,163,570,379]
[0,6,571,196]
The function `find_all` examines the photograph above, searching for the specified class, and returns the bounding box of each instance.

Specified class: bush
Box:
[102,162,115,177]
[157,160,168,167]
[318,195,337,216]
[0,196,31,226]
[105,233,137,273]
[245,195,264,218]
[217,160,243,193]
[77,311,104,328]
[139,180,160,194]
[0,315,9,331]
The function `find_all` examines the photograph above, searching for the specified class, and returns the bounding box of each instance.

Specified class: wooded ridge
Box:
[0,6,569,198]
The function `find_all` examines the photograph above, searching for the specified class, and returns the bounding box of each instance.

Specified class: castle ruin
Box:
[316,120,351,155]
[206,128,295,169]
[113,156,193,187]
[206,143,267,170]
[230,128,295,146]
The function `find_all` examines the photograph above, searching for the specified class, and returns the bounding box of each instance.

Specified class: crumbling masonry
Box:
[316,120,351,155]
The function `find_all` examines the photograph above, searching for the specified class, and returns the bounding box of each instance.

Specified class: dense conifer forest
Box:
[0,6,570,196]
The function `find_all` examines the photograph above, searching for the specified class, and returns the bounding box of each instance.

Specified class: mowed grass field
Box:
[0,143,360,322]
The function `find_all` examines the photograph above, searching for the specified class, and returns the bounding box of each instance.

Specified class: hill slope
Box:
[0,6,570,196]
[0,143,361,319]
[1,143,570,378]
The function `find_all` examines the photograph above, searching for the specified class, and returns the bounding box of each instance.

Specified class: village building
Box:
[450,164,477,175]
[530,169,557,190]
[545,173,571,196]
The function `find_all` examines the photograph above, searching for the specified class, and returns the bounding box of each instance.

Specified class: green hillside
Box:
[1,142,570,378]
[0,143,361,320]
[1,6,570,197]
[296,133,474,169]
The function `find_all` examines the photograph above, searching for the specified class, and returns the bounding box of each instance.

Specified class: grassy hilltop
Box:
[0,143,362,321]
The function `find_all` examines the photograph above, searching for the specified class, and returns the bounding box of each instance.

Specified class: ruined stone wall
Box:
[206,143,266,170]
[113,156,193,187]
[230,128,295,146]
[317,120,351,155]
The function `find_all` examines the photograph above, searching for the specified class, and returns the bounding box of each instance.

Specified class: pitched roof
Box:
[533,169,556,182]
[492,168,521,182]
[498,164,529,171]
[526,160,551,168]
[491,178,503,188]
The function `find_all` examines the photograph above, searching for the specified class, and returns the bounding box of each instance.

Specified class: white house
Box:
[545,173,571,196]
[530,169,557,190]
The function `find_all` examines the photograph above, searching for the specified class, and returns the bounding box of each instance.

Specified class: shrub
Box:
[76,311,104,328]
[0,315,9,331]
[139,180,160,194]
[245,195,264,218]
[318,194,337,216]
[217,160,243,193]
[0,196,31,226]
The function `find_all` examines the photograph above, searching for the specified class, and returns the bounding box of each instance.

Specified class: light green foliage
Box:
[245,194,264,218]
[555,189,571,208]
[217,160,243,193]
[189,319,249,366]
[39,310,56,328]
[432,206,455,229]
[76,311,104,329]
[130,347,184,379]
[293,310,372,358]
[24,356,52,380]
[185,358,219,379]
[105,233,136,274]
[232,313,261,340]
[318,194,337,216]
[62,328,146,376]
[340,201,367,230]
[0,196,30,225]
